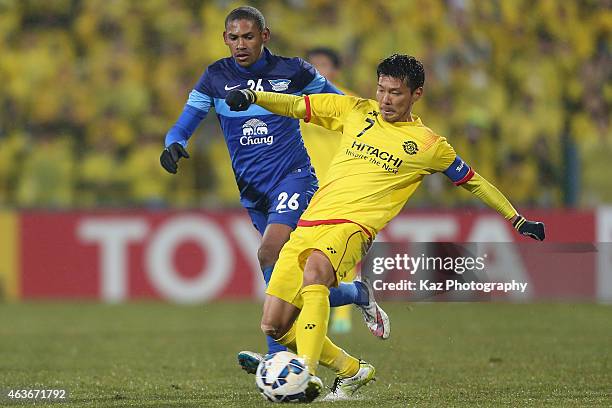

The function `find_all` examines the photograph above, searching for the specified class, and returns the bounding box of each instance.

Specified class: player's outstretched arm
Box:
[226,89,307,119]
[461,172,546,241]
[225,90,355,131]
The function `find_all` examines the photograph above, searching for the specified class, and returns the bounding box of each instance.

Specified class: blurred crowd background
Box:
[0,0,609,210]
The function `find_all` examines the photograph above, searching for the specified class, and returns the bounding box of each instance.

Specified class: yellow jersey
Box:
[253,92,517,234]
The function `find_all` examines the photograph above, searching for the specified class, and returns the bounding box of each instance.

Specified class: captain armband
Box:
[443,155,474,186]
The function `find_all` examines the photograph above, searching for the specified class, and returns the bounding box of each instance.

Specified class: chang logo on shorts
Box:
[241,119,273,146]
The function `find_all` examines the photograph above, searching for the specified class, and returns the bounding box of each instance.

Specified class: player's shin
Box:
[262,265,288,354]
[296,284,330,374]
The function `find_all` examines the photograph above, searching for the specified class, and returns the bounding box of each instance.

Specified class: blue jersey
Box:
[165,47,342,209]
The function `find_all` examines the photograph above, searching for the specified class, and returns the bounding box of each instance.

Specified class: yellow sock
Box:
[319,336,360,377]
[280,321,359,377]
[276,324,297,350]
[296,284,330,374]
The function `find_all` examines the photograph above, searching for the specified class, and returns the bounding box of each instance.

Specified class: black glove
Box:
[225,89,257,111]
[513,215,545,241]
[160,142,190,174]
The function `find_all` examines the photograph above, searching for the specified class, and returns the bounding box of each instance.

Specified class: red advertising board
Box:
[20,211,264,302]
[16,209,610,302]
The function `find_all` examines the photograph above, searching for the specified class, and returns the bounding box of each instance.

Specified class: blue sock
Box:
[266,334,287,354]
[262,265,274,285]
[329,281,369,307]
[262,265,287,354]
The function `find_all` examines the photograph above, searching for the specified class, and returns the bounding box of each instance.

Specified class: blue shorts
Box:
[246,167,318,235]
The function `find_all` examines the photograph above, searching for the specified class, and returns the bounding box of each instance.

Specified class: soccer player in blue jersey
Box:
[159,6,389,373]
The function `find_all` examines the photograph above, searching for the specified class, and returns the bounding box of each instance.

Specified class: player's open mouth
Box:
[235,53,249,60]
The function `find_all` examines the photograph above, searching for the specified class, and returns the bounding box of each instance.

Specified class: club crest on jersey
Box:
[403,141,419,155]
[241,119,273,146]
[268,79,291,91]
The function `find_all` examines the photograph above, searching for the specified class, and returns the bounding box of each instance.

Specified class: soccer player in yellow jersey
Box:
[302,47,356,335]
[226,54,545,401]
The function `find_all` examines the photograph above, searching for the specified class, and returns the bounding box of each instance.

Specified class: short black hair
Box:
[225,6,266,32]
[377,54,425,92]
[306,47,341,69]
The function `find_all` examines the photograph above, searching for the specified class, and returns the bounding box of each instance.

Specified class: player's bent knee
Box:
[303,269,329,287]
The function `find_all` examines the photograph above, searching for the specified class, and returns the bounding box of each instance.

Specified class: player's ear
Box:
[262,27,271,43]
[411,87,423,101]
[223,31,229,45]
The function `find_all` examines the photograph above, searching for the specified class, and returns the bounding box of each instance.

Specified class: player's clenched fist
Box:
[513,215,546,241]
[160,142,190,174]
[226,89,257,111]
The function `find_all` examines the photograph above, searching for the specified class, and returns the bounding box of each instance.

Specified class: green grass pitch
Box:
[0,302,610,407]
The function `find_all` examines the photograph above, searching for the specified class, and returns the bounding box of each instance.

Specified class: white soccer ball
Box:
[255,351,310,403]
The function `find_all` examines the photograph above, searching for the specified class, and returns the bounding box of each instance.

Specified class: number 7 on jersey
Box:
[356,118,375,137]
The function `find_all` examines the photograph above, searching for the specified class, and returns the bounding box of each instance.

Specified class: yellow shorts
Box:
[266,222,372,309]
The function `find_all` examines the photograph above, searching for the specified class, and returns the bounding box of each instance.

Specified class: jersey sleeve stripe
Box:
[186,89,212,112]
[454,168,475,185]
[297,218,372,239]
[304,95,312,122]
[421,134,438,152]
